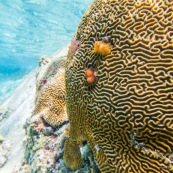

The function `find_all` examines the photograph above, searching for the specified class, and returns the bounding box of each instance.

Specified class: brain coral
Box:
[64,0,173,172]
[34,59,67,127]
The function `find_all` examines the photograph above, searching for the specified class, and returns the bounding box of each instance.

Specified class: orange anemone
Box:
[87,76,96,84]
[94,41,111,55]
[85,68,94,77]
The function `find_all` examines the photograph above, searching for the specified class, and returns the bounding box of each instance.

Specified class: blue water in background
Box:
[0,0,93,102]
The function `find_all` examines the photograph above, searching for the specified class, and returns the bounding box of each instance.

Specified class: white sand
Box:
[0,69,36,173]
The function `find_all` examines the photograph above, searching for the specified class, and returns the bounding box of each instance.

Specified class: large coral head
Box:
[65,0,173,172]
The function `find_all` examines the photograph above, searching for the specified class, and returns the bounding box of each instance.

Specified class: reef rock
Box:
[65,0,173,172]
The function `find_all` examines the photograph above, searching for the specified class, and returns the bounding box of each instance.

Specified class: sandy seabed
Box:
[0,46,68,173]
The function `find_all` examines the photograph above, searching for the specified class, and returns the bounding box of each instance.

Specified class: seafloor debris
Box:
[0,141,10,168]
[0,154,7,168]
[0,107,14,122]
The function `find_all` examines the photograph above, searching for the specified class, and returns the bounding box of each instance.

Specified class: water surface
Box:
[0,0,93,101]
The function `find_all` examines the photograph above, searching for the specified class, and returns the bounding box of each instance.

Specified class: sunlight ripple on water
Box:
[0,0,93,101]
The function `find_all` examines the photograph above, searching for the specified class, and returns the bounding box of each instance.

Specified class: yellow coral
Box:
[65,0,173,172]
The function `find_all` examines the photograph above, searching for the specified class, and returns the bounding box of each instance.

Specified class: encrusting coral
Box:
[64,0,173,172]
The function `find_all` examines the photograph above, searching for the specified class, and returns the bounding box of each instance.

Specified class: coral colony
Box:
[64,0,173,172]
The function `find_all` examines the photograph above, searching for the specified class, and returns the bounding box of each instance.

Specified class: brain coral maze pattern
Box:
[65,0,173,172]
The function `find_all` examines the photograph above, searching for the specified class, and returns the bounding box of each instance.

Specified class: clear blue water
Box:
[0,0,93,101]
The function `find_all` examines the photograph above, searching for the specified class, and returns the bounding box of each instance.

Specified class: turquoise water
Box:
[0,0,93,101]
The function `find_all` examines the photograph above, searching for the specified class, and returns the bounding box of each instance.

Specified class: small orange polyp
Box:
[85,68,94,77]
[94,41,111,55]
[99,43,111,55]
[94,41,100,53]
[87,76,96,84]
